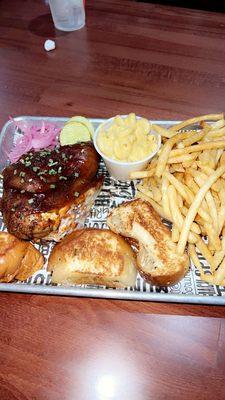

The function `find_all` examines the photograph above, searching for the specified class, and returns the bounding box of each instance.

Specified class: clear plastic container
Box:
[48,0,85,32]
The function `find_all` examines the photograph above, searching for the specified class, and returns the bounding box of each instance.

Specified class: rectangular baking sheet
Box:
[1,116,225,305]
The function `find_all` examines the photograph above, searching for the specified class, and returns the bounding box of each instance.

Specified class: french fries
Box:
[169,113,223,132]
[169,141,225,159]
[133,112,225,286]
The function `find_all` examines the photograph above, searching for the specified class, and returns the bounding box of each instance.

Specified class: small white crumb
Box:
[44,39,56,52]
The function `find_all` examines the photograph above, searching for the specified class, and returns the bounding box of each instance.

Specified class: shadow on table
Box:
[28,13,69,37]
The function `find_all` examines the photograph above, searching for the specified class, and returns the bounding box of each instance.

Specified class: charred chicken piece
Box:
[1,142,103,241]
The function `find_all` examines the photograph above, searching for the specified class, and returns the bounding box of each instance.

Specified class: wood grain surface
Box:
[1,1,225,399]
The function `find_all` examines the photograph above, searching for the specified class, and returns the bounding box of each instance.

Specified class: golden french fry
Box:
[176,142,185,149]
[214,256,225,284]
[137,184,154,199]
[169,140,225,158]
[220,152,225,166]
[184,174,199,195]
[169,164,185,173]
[188,244,205,275]
[211,119,225,130]
[205,191,218,234]
[137,192,171,221]
[182,160,198,169]
[177,193,183,209]
[161,175,171,219]
[168,185,182,243]
[196,237,216,272]
[168,153,199,164]
[199,274,217,285]
[155,132,191,177]
[172,225,179,242]
[182,131,206,147]
[169,113,223,132]
[164,171,211,222]
[200,121,211,130]
[130,168,155,179]
[177,165,225,255]
[216,149,224,164]
[196,163,213,175]
[146,158,158,170]
[212,190,220,209]
[152,124,175,138]
[190,168,222,193]
[149,178,161,203]
[204,222,221,252]
[191,180,219,236]
[218,188,225,235]
[198,150,209,165]
[164,171,191,203]
[204,149,217,169]
[167,185,200,238]
[167,185,184,231]
[206,127,225,139]
[213,237,225,271]
[173,172,184,181]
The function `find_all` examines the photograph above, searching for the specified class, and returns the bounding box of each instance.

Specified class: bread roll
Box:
[0,232,44,282]
[48,228,137,288]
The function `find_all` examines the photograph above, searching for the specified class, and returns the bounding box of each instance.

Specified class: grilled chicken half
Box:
[1,142,103,241]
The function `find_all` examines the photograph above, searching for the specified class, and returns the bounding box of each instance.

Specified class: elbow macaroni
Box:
[97,113,157,162]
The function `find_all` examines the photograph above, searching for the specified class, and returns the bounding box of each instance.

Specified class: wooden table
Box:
[1,1,225,399]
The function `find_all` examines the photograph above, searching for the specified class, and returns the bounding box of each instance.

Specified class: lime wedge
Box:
[65,116,94,138]
[60,122,91,146]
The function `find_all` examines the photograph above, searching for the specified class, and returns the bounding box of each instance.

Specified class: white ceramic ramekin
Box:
[93,115,161,181]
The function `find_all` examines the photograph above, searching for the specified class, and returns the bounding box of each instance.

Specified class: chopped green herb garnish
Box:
[48,161,58,167]
[74,172,79,178]
[20,178,25,183]
[20,190,25,194]
[74,191,79,197]
[59,176,67,180]
[14,169,17,175]
[50,184,56,189]
[58,166,62,173]
[19,171,26,177]
[49,169,57,175]
[25,161,31,167]
[40,150,51,157]
[33,166,39,172]
[28,198,34,204]
[28,178,33,182]
[61,153,68,161]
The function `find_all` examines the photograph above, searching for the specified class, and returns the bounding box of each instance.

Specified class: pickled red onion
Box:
[7,118,61,163]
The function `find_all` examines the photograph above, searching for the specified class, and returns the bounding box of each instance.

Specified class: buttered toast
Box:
[48,228,137,288]
[107,199,189,286]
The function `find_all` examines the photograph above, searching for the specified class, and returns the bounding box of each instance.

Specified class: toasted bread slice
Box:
[107,199,189,286]
[48,228,137,288]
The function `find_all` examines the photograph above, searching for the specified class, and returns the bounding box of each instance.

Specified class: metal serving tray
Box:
[0,116,225,305]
